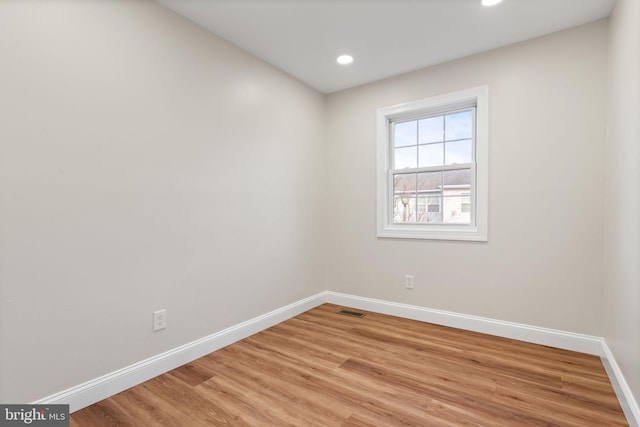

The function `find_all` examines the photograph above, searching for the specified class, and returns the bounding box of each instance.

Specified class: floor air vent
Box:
[337,309,366,318]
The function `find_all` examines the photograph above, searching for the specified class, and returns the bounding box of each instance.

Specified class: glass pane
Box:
[418,116,443,144]
[416,198,427,223]
[445,110,472,141]
[418,143,443,168]
[394,146,417,169]
[427,196,441,212]
[445,139,472,165]
[443,196,471,224]
[417,171,442,193]
[394,196,416,223]
[417,197,442,223]
[394,173,416,196]
[443,169,471,189]
[460,196,471,213]
[394,121,417,147]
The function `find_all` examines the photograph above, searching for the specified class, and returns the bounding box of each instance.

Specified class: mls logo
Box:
[1,405,69,426]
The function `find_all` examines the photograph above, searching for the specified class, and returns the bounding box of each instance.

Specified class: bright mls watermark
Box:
[0,405,68,426]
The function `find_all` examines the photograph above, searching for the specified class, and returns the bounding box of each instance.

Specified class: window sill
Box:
[377,225,487,241]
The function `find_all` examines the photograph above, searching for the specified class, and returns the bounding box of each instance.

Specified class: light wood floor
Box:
[70,304,627,426]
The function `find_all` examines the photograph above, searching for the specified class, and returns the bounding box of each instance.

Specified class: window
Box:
[376,86,488,241]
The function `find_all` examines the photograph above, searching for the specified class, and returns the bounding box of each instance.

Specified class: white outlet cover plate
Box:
[153,309,167,331]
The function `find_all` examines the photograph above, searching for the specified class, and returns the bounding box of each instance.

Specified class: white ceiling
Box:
[157,0,614,94]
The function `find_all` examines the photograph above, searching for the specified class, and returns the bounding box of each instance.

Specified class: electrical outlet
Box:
[404,274,414,289]
[153,309,167,331]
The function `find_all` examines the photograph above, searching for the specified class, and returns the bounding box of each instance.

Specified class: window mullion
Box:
[391,163,473,175]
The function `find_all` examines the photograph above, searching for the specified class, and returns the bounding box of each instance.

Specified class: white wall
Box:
[325,21,608,335]
[0,0,326,403]
[604,0,640,406]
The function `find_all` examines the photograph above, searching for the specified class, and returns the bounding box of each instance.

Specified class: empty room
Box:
[0,0,638,425]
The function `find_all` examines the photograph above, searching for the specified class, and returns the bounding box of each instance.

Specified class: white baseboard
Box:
[601,341,640,426]
[35,290,638,426]
[325,292,603,355]
[34,292,328,412]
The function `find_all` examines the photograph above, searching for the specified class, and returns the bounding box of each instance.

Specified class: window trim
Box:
[376,86,489,241]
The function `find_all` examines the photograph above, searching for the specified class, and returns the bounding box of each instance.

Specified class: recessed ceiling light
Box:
[481,0,503,6]
[336,54,354,65]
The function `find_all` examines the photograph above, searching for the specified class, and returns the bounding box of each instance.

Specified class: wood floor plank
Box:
[166,360,218,387]
[197,346,352,425]
[71,303,628,426]
[209,340,428,425]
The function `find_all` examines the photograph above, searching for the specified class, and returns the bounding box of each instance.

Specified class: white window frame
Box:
[376,86,489,241]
